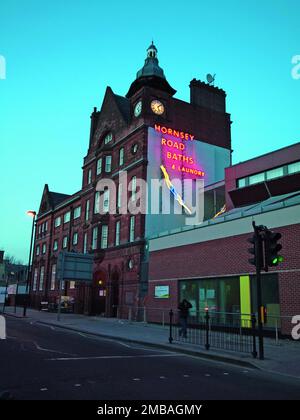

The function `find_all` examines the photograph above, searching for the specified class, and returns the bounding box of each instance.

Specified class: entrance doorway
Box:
[91,270,107,315]
[110,271,119,317]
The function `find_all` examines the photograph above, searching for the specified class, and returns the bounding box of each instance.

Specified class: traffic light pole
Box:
[253,221,264,360]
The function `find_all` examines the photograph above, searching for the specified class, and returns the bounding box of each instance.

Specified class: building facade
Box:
[30,43,232,316]
[147,143,300,335]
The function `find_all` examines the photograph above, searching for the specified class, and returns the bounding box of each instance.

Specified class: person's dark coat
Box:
[178,299,192,319]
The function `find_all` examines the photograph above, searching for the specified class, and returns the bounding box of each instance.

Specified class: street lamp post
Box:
[23,210,36,317]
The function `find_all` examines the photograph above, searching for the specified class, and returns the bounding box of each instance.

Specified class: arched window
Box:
[104,132,113,145]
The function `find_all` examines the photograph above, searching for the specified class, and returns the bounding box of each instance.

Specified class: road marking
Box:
[183,375,190,378]
[205,374,211,377]
[40,388,48,391]
[133,378,141,381]
[47,353,181,361]
[74,384,81,387]
[75,332,88,338]
[159,376,166,379]
[33,341,77,356]
[223,373,229,375]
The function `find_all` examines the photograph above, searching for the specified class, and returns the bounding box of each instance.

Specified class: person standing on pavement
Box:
[178,299,192,338]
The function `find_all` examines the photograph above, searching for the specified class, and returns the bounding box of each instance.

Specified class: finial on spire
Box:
[147,41,157,58]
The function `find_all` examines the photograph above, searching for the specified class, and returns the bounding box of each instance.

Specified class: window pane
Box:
[117,184,122,209]
[83,233,88,253]
[97,158,102,175]
[237,178,246,188]
[103,189,110,212]
[119,148,124,166]
[288,161,300,174]
[115,221,120,246]
[131,176,137,201]
[248,172,265,185]
[85,200,90,221]
[39,267,45,291]
[101,225,108,249]
[64,212,70,223]
[94,192,100,214]
[104,133,112,144]
[51,264,56,290]
[74,206,81,219]
[129,216,135,242]
[105,156,112,172]
[33,269,38,291]
[88,169,92,184]
[266,167,284,180]
[73,232,78,245]
[92,227,98,250]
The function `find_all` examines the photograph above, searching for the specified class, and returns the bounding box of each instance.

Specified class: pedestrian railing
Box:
[169,309,257,356]
[113,305,299,357]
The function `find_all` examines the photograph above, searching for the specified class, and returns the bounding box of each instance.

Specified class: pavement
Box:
[2,306,300,380]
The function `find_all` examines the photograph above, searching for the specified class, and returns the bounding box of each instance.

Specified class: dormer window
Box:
[104,132,113,145]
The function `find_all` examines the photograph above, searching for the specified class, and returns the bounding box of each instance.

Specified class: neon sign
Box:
[160,165,192,214]
[212,204,226,219]
[160,137,205,178]
[155,124,194,141]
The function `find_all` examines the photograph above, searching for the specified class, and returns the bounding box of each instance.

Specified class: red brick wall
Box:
[147,223,300,323]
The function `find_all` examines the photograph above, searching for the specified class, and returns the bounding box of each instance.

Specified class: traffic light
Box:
[247,233,263,268]
[247,234,257,266]
[264,229,283,269]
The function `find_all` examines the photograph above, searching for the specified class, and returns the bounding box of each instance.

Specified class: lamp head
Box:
[26,210,36,218]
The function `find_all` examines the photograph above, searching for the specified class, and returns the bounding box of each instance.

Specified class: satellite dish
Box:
[206,73,216,84]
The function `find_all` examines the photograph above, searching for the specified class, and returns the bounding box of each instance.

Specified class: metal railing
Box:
[113,305,300,356]
[169,309,257,356]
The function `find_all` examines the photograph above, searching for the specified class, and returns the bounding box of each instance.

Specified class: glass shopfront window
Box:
[179,277,240,317]
[179,274,280,329]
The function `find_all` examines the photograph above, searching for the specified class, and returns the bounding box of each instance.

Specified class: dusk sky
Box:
[0,0,299,263]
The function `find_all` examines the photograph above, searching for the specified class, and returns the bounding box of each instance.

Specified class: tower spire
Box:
[125,42,176,98]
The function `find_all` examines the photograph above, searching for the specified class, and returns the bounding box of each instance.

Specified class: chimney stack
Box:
[189,78,226,113]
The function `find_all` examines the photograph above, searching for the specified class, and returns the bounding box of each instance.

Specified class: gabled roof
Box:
[38,184,71,216]
[114,94,131,122]
[49,191,71,208]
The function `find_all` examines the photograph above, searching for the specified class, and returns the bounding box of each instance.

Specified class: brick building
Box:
[147,143,300,334]
[30,43,231,315]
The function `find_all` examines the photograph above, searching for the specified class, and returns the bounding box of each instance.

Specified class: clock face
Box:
[134,100,142,117]
[151,99,165,115]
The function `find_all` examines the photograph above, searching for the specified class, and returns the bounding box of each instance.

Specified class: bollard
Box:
[251,314,257,359]
[169,309,173,343]
[205,309,210,350]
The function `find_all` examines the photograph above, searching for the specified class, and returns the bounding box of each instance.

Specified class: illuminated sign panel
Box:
[155,285,170,299]
[154,125,205,180]
[146,125,231,237]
